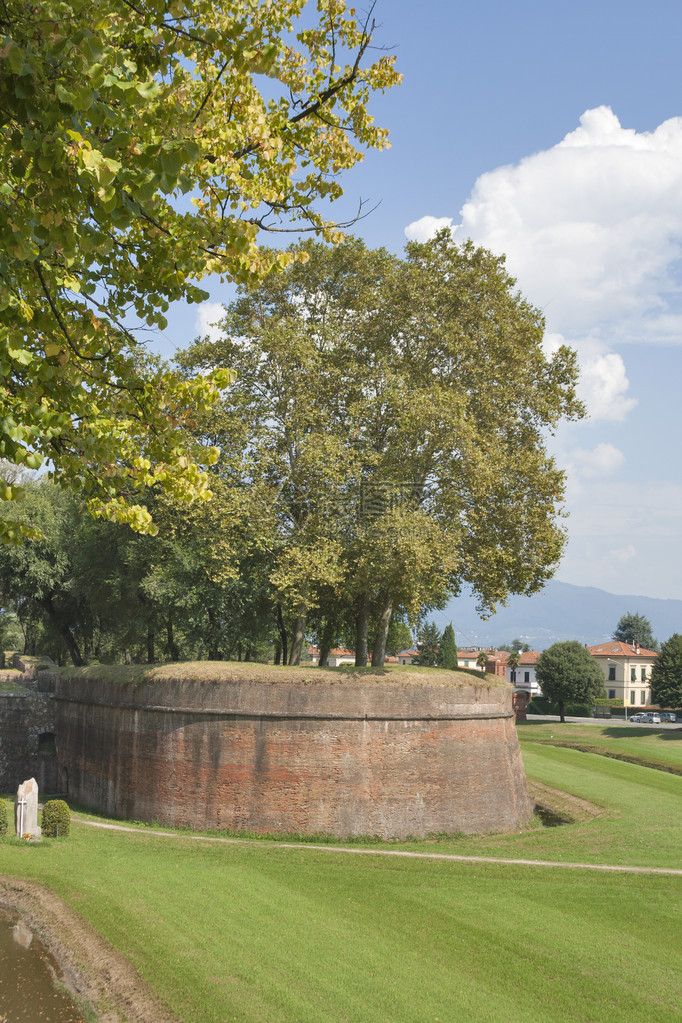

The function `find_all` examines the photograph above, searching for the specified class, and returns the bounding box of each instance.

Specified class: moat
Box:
[0,908,85,1022]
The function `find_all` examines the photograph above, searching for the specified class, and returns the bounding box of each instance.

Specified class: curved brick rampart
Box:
[55,666,532,838]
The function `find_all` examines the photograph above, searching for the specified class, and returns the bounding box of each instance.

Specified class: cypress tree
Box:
[438,624,458,669]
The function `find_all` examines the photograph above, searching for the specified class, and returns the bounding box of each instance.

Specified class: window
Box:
[608,666,616,681]
[641,668,647,682]
[630,691,636,704]
[464,660,470,667]
[524,671,530,683]
[37,732,56,754]
[608,689,616,700]
[631,668,636,682]
[641,691,646,705]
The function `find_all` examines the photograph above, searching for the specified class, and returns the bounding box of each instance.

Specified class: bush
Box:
[0,800,7,836]
[41,799,70,838]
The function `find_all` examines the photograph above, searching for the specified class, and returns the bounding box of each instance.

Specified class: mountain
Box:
[438,580,682,651]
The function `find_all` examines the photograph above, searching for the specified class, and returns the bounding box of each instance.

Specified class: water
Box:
[0,908,86,1022]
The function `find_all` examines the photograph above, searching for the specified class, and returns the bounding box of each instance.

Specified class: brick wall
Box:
[0,693,58,794]
[55,670,532,838]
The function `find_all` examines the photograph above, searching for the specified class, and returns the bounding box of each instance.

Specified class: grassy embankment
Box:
[1,722,681,1023]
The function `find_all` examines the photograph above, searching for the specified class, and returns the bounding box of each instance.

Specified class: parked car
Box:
[644,713,661,724]
[629,713,648,723]
[660,712,677,723]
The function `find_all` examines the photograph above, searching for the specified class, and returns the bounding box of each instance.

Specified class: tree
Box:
[507,650,521,682]
[0,0,400,538]
[612,612,658,651]
[0,481,86,664]
[437,623,458,669]
[416,622,441,667]
[650,634,682,708]
[179,232,583,665]
[535,641,606,723]
[476,651,488,671]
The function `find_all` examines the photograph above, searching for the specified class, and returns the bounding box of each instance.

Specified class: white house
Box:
[586,641,657,708]
[506,651,542,696]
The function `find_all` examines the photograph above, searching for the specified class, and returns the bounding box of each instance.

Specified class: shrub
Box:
[41,799,70,838]
[0,800,7,836]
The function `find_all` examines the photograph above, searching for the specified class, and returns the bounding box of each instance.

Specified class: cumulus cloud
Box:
[195,302,225,343]
[454,107,682,341]
[569,442,626,480]
[406,106,682,345]
[404,215,454,243]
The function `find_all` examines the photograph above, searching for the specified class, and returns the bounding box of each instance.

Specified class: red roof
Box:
[587,642,658,658]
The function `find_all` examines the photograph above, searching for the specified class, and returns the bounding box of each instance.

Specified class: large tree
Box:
[179,232,583,665]
[0,0,399,538]
[535,641,606,722]
[612,612,658,651]
[650,634,682,708]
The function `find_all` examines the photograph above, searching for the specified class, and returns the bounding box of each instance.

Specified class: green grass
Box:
[1,722,681,1023]
[519,718,682,771]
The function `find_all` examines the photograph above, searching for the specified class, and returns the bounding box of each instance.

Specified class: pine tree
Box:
[438,624,458,669]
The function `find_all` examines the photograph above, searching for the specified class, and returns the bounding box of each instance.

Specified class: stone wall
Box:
[0,692,58,794]
[55,666,532,838]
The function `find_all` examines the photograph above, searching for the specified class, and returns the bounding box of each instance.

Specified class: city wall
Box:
[55,665,532,838]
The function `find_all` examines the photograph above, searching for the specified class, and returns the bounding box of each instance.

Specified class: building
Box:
[586,641,657,708]
[456,648,486,670]
[308,647,357,667]
[507,651,542,697]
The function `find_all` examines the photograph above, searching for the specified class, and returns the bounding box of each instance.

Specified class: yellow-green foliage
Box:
[41,799,70,838]
[0,799,7,836]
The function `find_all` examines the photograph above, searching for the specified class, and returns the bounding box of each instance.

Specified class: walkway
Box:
[75,818,682,877]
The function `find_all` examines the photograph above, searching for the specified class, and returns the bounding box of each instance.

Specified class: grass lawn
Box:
[1,722,681,1023]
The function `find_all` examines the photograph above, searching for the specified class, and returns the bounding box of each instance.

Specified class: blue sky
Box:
[149,0,682,602]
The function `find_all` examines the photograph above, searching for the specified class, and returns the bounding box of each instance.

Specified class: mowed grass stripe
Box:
[2,825,681,1023]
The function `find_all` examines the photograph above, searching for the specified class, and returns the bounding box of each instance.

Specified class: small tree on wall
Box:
[535,641,606,723]
[416,622,441,667]
[438,624,458,669]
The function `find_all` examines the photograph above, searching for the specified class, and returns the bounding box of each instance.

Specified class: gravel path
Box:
[75,817,682,876]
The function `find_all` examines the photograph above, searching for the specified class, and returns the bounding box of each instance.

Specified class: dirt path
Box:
[75,817,682,876]
[0,876,178,1023]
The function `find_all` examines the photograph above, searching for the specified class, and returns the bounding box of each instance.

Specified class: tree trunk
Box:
[318,618,336,668]
[371,597,393,668]
[559,698,565,723]
[355,597,370,667]
[289,612,306,666]
[274,641,282,666]
[42,596,83,667]
[147,629,155,664]
[276,604,288,667]
[166,619,180,662]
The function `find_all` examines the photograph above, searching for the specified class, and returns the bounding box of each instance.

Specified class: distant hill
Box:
[439,580,682,651]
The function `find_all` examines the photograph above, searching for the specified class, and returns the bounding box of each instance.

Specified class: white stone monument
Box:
[15,778,41,839]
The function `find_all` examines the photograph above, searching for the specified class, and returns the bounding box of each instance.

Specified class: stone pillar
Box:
[15,778,41,838]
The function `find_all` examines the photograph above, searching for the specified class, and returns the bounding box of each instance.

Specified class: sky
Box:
[148,0,682,602]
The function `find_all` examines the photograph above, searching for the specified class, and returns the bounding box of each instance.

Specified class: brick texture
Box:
[55,672,532,839]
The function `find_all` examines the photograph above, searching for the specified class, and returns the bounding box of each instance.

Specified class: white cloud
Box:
[406,107,682,347]
[569,442,625,480]
[610,544,637,564]
[195,302,225,343]
[404,215,453,243]
[452,107,682,343]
